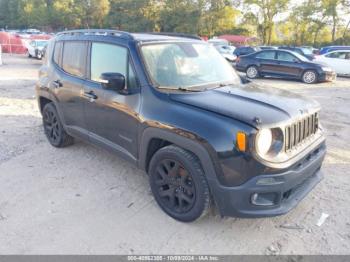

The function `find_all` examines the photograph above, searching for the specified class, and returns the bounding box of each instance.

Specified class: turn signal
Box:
[236,131,247,152]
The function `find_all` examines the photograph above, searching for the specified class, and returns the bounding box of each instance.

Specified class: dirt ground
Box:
[0,54,349,255]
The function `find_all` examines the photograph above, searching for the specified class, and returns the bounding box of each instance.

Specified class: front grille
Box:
[285,112,319,151]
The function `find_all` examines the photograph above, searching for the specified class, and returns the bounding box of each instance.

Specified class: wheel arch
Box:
[139,127,218,183]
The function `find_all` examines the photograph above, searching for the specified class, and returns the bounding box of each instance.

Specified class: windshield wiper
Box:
[157,86,202,92]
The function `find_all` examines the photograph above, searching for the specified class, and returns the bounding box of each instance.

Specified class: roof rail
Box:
[148,32,202,40]
[56,29,134,40]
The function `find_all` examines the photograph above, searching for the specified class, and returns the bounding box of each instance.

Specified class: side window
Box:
[90,42,138,88]
[62,41,87,78]
[326,52,340,58]
[256,51,275,59]
[277,52,296,62]
[53,42,63,65]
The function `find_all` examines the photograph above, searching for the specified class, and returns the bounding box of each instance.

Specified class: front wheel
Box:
[246,65,259,79]
[302,70,318,84]
[149,145,210,222]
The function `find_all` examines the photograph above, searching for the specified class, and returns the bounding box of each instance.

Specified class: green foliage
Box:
[0,0,349,47]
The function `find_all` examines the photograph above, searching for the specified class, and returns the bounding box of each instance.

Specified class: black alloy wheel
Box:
[42,103,74,147]
[149,145,210,222]
[154,159,196,214]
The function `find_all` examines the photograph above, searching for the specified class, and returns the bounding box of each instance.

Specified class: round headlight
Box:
[255,129,273,156]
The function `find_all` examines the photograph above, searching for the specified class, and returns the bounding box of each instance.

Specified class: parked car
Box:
[314,50,350,76]
[234,46,260,57]
[236,49,336,84]
[278,46,315,60]
[36,30,326,222]
[259,46,277,50]
[27,39,48,59]
[213,45,237,64]
[319,46,350,55]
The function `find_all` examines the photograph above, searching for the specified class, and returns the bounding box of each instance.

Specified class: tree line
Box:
[0,0,350,46]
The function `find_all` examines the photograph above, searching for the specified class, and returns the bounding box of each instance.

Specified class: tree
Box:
[243,0,290,45]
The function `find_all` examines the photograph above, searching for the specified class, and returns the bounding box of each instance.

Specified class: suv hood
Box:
[169,83,321,129]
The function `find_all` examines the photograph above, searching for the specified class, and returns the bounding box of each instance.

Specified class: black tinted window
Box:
[256,51,275,59]
[53,42,63,65]
[90,42,138,89]
[277,51,297,62]
[62,42,87,78]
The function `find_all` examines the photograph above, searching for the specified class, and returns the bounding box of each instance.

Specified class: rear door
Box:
[83,41,141,160]
[255,50,277,75]
[275,51,303,78]
[50,41,88,138]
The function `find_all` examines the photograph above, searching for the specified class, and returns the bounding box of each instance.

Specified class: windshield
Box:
[292,51,309,62]
[141,42,240,90]
[300,48,313,55]
[36,41,47,47]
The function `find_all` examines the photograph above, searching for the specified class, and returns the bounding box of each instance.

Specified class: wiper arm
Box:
[157,86,202,92]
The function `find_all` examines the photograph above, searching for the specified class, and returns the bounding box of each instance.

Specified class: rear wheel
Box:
[149,145,210,222]
[246,65,259,79]
[302,70,318,84]
[42,103,74,148]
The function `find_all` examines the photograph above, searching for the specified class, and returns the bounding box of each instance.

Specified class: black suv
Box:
[36,30,326,222]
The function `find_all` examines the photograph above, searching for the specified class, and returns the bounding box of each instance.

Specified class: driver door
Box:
[83,42,141,160]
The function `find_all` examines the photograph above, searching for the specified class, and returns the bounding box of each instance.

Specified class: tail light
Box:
[236,57,240,63]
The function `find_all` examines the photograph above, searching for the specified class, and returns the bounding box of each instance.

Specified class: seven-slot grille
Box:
[285,112,319,151]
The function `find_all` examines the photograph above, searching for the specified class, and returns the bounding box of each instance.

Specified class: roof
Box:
[55,30,202,42]
[218,35,257,43]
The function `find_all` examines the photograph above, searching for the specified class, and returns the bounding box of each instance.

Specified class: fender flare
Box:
[139,127,218,183]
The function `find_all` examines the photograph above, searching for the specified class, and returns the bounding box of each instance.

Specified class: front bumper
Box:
[319,71,336,82]
[209,142,326,218]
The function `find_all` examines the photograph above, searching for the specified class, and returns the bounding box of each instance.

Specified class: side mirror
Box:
[293,58,300,63]
[100,72,125,91]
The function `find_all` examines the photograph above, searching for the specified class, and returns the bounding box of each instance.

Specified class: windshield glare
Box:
[141,42,240,89]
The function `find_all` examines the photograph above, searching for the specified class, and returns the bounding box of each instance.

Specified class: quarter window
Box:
[256,51,276,59]
[62,41,87,78]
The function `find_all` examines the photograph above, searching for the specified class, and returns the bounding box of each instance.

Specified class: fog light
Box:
[251,192,279,206]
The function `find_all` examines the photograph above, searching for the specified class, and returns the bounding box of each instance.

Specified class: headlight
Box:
[255,128,284,158]
[321,66,333,72]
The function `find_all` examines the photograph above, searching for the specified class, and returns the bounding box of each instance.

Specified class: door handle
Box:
[52,80,63,88]
[84,91,98,101]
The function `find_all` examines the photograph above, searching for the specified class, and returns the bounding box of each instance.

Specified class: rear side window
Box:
[53,42,63,65]
[62,41,87,78]
[90,42,138,89]
[256,51,275,59]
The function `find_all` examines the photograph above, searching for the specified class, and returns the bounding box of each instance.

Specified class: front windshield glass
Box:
[301,48,313,55]
[293,51,309,62]
[37,41,47,47]
[141,42,240,89]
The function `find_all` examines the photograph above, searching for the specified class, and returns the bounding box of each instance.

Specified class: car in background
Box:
[213,45,237,64]
[259,46,278,50]
[278,46,315,60]
[314,50,350,76]
[233,46,260,57]
[319,46,350,55]
[235,49,336,84]
[27,39,48,59]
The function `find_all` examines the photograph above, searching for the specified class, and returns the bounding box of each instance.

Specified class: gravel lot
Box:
[0,54,349,255]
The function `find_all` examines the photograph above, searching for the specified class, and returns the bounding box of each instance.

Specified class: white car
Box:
[315,50,350,76]
[27,40,48,60]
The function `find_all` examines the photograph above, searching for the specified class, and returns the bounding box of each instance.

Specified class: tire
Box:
[246,65,259,79]
[302,70,318,84]
[37,52,42,60]
[42,103,74,148]
[148,145,210,222]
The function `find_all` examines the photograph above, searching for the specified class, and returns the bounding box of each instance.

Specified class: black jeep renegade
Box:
[36,30,326,222]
